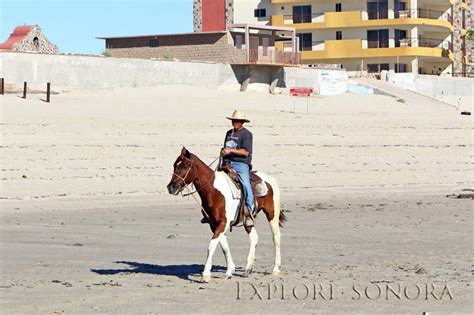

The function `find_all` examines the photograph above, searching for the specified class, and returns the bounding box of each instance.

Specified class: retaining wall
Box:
[386,72,473,97]
[0,51,348,95]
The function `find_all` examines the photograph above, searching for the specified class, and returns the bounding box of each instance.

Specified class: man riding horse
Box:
[167,111,285,280]
[201,110,255,227]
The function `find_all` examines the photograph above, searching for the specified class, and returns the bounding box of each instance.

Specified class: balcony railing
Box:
[287,38,452,53]
[396,37,453,50]
[394,9,452,23]
[280,8,452,25]
[248,48,300,65]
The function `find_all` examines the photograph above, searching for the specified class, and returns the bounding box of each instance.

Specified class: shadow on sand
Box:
[91,261,240,281]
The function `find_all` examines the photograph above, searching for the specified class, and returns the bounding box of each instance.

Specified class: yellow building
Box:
[221,0,471,76]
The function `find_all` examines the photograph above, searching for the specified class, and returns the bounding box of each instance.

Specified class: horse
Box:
[167,147,286,283]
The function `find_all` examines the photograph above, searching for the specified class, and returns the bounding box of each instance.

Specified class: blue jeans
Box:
[230,162,254,214]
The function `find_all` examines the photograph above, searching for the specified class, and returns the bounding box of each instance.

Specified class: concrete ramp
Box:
[354,77,469,110]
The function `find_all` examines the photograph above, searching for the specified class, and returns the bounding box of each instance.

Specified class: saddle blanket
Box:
[220,171,268,199]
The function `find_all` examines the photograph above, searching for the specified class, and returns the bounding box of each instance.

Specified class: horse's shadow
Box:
[91,261,242,281]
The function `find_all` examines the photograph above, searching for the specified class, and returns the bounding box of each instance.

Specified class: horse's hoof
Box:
[271,271,280,276]
[201,275,211,283]
[224,273,233,280]
[243,269,252,277]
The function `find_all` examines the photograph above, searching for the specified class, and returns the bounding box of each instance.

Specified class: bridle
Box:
[172,156,196,194]
[171,154,221,223]
[172,155,220,196]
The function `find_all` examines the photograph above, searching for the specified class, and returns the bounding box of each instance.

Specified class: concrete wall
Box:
[0,51,239,91]
[386,71,474,109]
[386,72,473,95]
[0,51,348,95]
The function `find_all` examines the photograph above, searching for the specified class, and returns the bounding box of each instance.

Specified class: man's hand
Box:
[221,147,248,157]
[221,148,232,156]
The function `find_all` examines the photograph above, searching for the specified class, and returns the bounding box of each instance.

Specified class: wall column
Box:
[388,0,395,19]
[245,25,250,62]
[411,57,419,74]
[410,0,418,17]
[411,26,419,47]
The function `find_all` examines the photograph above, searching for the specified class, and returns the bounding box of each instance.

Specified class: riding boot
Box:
[243,204,255,227]
[200,210,210,224]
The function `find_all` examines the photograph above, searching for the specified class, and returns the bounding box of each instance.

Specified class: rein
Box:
[180,156,220,197]
[172,155,221,222]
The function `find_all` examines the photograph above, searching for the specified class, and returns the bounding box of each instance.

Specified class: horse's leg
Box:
[269,214,281,275]
[261,183,282,276]
[268,186,282,276]
[219,234,235,279]
[243,226,259,276]
[201,221,226,283]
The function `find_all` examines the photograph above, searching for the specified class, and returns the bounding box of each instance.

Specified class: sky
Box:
[0,0,193,54]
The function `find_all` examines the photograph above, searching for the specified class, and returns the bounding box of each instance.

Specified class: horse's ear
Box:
[181,146,190,159]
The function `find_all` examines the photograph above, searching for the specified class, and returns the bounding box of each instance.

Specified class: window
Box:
[368,64,379,73]
[394,29,407,47]
[297,33,313,51]
[367,0,388,20]
[336,3,342,12]
[262,37,270,56]
[336,31,342,40]
[395,63,408,73]
[367,29,389,48]
[293,5,312,23]
[394,0,406,18]
[254,8,266,18]
[235,35,243,49]
[367,63,390,73]
[380,63,390,71]
[149,39,159,47]
[33,37,39,49]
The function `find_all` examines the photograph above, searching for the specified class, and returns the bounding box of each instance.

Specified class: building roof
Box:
[96,31,227,40]
[0,25,34,50]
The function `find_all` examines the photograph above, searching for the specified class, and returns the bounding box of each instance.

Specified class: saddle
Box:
[219,164,268,230]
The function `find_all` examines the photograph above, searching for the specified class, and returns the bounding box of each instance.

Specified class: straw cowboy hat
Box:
[226,110,250,123]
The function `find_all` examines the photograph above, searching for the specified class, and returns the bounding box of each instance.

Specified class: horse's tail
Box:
[265,173,286,228]
[278,207,287,228]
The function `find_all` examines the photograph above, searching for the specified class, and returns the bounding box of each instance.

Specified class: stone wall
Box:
[106,32,246,64]
[452,0,473,76]
[193,0,234,32]
[12,25,58,54]
[193,0,202,32]
[226,0,234,27]
[466,1,473,76]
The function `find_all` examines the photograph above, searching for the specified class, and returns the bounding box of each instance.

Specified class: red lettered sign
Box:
[290,87,313,97]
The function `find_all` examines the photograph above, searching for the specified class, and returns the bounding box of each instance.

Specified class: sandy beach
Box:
[1,86,472,313]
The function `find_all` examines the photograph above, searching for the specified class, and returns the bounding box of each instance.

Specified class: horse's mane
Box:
[190,152,213,173]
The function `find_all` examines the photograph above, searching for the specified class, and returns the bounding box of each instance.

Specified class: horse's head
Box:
[167,147,196,195]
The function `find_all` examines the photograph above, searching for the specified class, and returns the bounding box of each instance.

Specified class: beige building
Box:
[195,0,473,76]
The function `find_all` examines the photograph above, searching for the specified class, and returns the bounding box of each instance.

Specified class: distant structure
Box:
[98,25,300,66]
[193,0,473,77]
[0,25,58,54]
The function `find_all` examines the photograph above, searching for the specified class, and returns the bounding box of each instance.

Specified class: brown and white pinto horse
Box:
[167,147,286,283]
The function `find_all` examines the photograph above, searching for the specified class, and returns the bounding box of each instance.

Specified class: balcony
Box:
[271,9,453,30]
[248,48,301,66]
[395,37,453,51]
[384,9,452,24]
[285,38,453,61]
